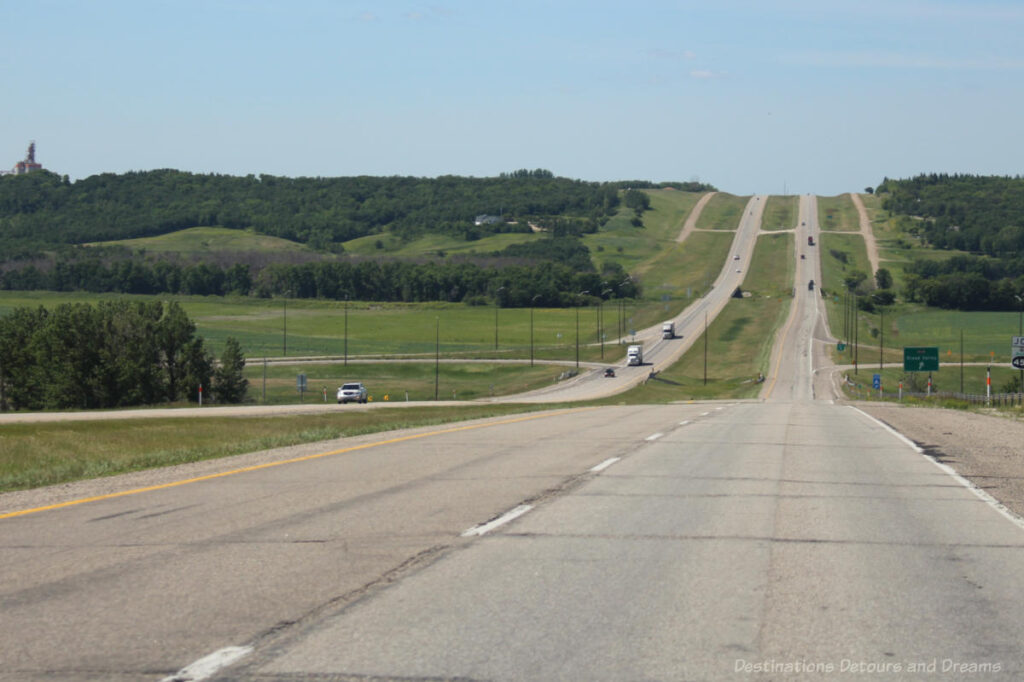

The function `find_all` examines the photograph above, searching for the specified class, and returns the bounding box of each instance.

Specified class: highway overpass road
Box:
[4,195,1024,680]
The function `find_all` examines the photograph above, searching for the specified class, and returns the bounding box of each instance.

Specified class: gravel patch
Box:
[854,402,1024,521]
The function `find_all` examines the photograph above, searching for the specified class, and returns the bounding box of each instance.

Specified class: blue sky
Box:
[3,0,1023,195]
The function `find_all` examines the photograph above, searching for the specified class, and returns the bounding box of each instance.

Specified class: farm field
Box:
[0,291,641,364]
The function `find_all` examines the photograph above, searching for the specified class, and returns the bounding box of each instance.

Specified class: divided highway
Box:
[3,195,1024,680]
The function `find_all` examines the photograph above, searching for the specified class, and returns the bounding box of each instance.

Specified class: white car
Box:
[733,254,740,260]
[337,382,368,404]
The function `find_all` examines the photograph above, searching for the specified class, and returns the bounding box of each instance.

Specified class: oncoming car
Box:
[337,382,368,404]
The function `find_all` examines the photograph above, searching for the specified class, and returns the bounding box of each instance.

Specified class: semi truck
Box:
[627,344,643,366]
[662,321,675,339]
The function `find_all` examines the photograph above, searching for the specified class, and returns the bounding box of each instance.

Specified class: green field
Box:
[761,195,798,231]
[817,195,859,232]
[695,193,750,230]
[90,226,313,254]
[248,361,569,403]
[0,291,640,365]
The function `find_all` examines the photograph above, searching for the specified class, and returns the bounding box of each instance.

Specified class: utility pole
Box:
[854,293,859,375]
[434,317,439,400]
[879,306,884,370]
[703,311,708,386]
[344,296,349,366]
[494,286,505,351]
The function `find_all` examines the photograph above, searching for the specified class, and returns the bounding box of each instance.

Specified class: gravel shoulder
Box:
[854,402,1024,520]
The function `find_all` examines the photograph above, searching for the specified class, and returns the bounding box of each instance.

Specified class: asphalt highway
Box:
[3,196,1024,681]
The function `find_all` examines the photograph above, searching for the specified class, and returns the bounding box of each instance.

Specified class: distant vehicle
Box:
[662,321,675,339]
[627,344,643,366]
[733,254,740,260]
[808,279,815,291]
[604,367,616,378]
[736,268,742,273]
[801,221,806,226]
[337,382,368,404]
[808,235,815,246]
[800,254,805,259]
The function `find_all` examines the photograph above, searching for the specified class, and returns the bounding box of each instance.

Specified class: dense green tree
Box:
[212,337,248,404]
[874,267,893,290]
[0,300,214,411]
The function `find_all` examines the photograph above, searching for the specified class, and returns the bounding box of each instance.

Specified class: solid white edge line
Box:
[700,411,710,416]
[461,504,533,537]
[162,645,253,682]
[590,457,621,473]
[850,406,1024,533]
[679,420,691,426]
[645,432,664,441]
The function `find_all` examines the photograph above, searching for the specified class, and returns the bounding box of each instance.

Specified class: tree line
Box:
[0,301,247,411]
[0,245,640,306]
[0,169,719,259]
[876,174,1024,255]
[903,255,1024,310]
[875,174,1024,310]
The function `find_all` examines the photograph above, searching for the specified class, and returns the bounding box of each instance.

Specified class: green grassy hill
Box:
[90,226,313,255]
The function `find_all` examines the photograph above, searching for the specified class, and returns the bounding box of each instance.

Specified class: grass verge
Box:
[0,404,560,494]
[817,195,860,232]
[695,193,750,230]
[761,195,798,231]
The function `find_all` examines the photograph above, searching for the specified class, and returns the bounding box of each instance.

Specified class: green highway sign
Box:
[903,346,939,372]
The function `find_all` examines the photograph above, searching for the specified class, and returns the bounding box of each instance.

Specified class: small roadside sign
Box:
[903,347,939,372]
[837,342,846,351]
[297,373,307,391]
[1013,336,1024,367]
[872,374,881,390]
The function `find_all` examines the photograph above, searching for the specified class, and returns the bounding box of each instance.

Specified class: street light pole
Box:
[879,306,884,371]
[344,296,349,366]
[282,296,287,357]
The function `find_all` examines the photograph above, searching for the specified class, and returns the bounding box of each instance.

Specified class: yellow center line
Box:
[0,408,586,520]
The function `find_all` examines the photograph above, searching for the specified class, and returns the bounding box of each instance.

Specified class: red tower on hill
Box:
[13,141,43,174]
